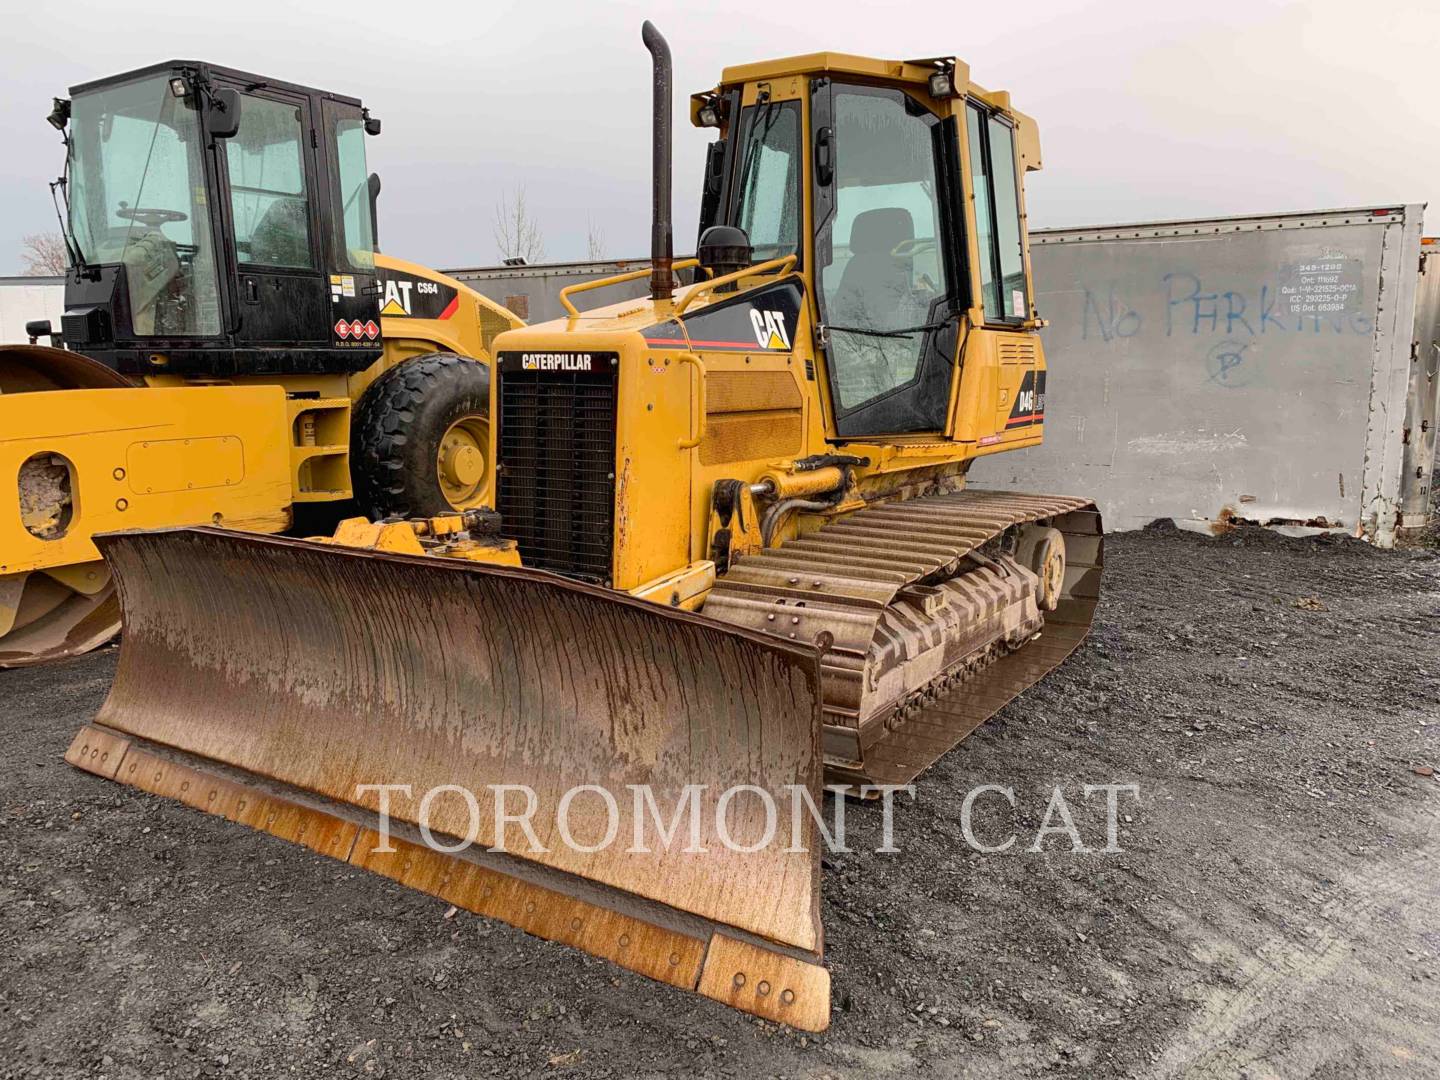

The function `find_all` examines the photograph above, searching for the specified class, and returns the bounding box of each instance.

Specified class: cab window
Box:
[731,99,802,261]
[66,75,221,337]
[327,106,375,271]
[817,85,950,413]
[966,103,1027,321]
[226,94,314,269]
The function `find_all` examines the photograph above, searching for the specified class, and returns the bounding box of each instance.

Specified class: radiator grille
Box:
[497,358,617,583]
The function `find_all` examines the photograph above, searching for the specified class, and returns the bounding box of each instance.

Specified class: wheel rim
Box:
[435,414,491,509]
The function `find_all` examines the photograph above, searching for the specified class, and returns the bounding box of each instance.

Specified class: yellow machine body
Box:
[65,37,1103,1033]
[0,255,521,665]
[494,53,1051,595]
[141,253,521,504]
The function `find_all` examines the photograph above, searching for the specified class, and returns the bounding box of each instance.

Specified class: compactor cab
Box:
[3,61,521,667]
[50,61,383,375]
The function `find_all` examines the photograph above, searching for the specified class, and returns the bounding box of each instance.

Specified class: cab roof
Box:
[720,52,943,86]
[712,51,1015,113]
[69,60,363,107]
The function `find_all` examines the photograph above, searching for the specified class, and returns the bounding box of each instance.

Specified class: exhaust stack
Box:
[642,21,673,301]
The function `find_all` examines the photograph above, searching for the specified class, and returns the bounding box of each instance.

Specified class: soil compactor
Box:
[1,61,522,666]
[66,26,1103,1032]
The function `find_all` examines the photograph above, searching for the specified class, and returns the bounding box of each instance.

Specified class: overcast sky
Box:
[2,0,1436,273]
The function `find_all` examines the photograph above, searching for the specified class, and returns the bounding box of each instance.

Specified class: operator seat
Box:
[831,207,915,330]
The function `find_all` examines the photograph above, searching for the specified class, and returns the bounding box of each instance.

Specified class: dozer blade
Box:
[67,527,833,1030]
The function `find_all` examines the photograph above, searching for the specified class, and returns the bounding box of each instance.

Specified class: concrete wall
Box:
[0,276,63,342]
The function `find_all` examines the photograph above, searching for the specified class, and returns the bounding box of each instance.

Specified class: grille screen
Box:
[497,356,617,583]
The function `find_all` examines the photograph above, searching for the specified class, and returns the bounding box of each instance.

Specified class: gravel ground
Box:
[2,519,1438,1079]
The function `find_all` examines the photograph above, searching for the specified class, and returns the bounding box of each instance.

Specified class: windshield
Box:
[731,100,802,262]
[68,75,221,336]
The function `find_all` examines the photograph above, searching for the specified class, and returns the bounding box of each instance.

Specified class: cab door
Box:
[215,84,328,347]
[960,102,1043,444]
[808,79,965,438]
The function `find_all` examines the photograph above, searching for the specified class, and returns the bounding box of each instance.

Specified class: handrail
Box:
[558,258,701,318]
[673,254,798,316]
[675,352,707,449]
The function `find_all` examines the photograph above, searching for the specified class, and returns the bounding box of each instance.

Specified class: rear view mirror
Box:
[208,88,241,139]
[703,140,725,196]
[367,172,382,250]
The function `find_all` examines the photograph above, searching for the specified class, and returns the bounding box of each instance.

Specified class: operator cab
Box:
[52,61,383,376]
[694,55,1040,440]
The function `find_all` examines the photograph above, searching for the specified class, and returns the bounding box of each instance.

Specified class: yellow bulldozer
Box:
[64,26,1103,1032]
[1,61,522,665]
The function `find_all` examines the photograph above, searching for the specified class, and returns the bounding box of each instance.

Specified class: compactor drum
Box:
[0,346,131,664]
[67,26,1103,1031]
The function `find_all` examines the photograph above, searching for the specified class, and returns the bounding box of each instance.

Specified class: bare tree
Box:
[586,218,606,261]
[20,232,69,275]
[492,187,545,265]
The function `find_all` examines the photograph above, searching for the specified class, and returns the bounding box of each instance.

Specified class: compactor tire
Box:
[352,353,492,519]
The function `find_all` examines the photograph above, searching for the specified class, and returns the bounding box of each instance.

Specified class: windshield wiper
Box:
[735,91,778,212]
[824,319,951,339]
[49,134,88,273]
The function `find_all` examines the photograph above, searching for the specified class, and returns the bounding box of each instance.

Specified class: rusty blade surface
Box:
[94,527,825,954]
[66,722,833,1030]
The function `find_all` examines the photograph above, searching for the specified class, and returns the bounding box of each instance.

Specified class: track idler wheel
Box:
[1015,524,1067,612]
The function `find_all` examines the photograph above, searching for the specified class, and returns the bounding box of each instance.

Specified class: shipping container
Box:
[972,205,1432,547]
[1403,236,1440,532]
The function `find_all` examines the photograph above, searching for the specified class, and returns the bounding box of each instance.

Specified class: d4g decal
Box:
[1006,369,1046,428]
[375,267,460,320]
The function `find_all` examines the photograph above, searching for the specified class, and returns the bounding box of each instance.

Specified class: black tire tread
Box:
[351,353,490,519]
